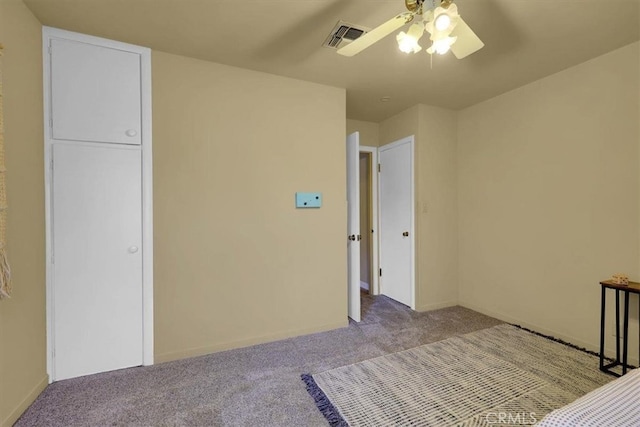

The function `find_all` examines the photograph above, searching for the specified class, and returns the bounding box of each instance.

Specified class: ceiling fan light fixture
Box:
[396,22,424,54]
[426,4,459,36]
[334,0,484,59]
[427,36,457,55]
[397,32,421,53]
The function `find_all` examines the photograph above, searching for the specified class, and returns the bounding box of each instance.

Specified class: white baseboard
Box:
[458,300,635,364]
[416,300,458,312]
[155,319,348,364]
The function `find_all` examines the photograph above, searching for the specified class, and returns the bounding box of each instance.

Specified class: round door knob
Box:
[128,246,139,254]
[125,129,138,137]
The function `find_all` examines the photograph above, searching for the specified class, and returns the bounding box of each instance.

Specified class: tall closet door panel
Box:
[50,39,142,145]
[52,143,143,380]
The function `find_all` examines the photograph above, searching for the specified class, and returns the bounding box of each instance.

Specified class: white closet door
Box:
[52,143,143,380]
[50,39,142,145]
[379,139,414,307]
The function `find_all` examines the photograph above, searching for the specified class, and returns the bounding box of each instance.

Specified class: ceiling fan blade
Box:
[449,16,484,59]
[337,12,413,57]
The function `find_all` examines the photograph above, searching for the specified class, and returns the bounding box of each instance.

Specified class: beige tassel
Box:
[0,247,11,299]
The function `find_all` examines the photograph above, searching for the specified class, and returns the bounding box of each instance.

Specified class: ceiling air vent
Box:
[323,21,370,50]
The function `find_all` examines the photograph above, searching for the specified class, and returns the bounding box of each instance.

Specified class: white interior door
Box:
[52,143,143,380]
[379,136,414,308]
[50,38,142,145]
[347,132,361,322]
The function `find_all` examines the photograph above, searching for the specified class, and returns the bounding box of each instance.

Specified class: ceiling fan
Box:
[337,0,484,59]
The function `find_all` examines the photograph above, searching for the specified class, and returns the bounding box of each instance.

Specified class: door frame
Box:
[378,136,416,309]
[359,145,380,296]
[42,27,154,381]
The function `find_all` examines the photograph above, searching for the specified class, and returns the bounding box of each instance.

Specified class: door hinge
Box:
[379,268,382,277]
[49,117,53,129]
[378,164,381,173]
[48,45,52,55]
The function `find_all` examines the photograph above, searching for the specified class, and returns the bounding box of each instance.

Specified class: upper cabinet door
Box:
[50,39,142,145]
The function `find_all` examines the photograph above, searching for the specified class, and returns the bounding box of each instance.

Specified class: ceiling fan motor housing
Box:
[406,0,453,14]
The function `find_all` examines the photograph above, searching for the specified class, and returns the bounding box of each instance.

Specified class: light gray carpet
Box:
[16,294,504,426]
[308,324,613,426]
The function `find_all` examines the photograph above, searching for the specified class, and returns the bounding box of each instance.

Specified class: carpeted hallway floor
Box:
[16,294,503,426]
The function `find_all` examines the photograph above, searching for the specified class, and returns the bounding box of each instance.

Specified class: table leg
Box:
[623,291,630,375]
[600,286,606,370]
[616,290,621,362]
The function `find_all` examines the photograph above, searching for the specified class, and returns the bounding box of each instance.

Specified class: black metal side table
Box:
[599,279,640,377]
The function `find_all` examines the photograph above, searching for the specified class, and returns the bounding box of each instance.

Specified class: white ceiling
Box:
[24,0,640,122]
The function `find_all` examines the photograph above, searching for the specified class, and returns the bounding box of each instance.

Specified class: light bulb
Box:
[397,32,420,53]
[434,13,451,31]
[434,39,451,54]
[396,23,424,54]
[425,4,459,36]
[427,36,457,55]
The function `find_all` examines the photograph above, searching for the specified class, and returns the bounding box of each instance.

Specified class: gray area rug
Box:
[305,324,613,427]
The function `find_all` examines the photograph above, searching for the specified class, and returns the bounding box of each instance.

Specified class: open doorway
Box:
[359,152,371,292]
[347,133,414,320]
[346,132,379,322]
[358,146,378,296]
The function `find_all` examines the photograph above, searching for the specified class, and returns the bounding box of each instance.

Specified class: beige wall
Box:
[458,42,640,357]
[152,51,348,362]
[347,119,379,148]
[379,106,419,147]
[379,105,458,311]
[0,1,48,426]
[416,105,458,310]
